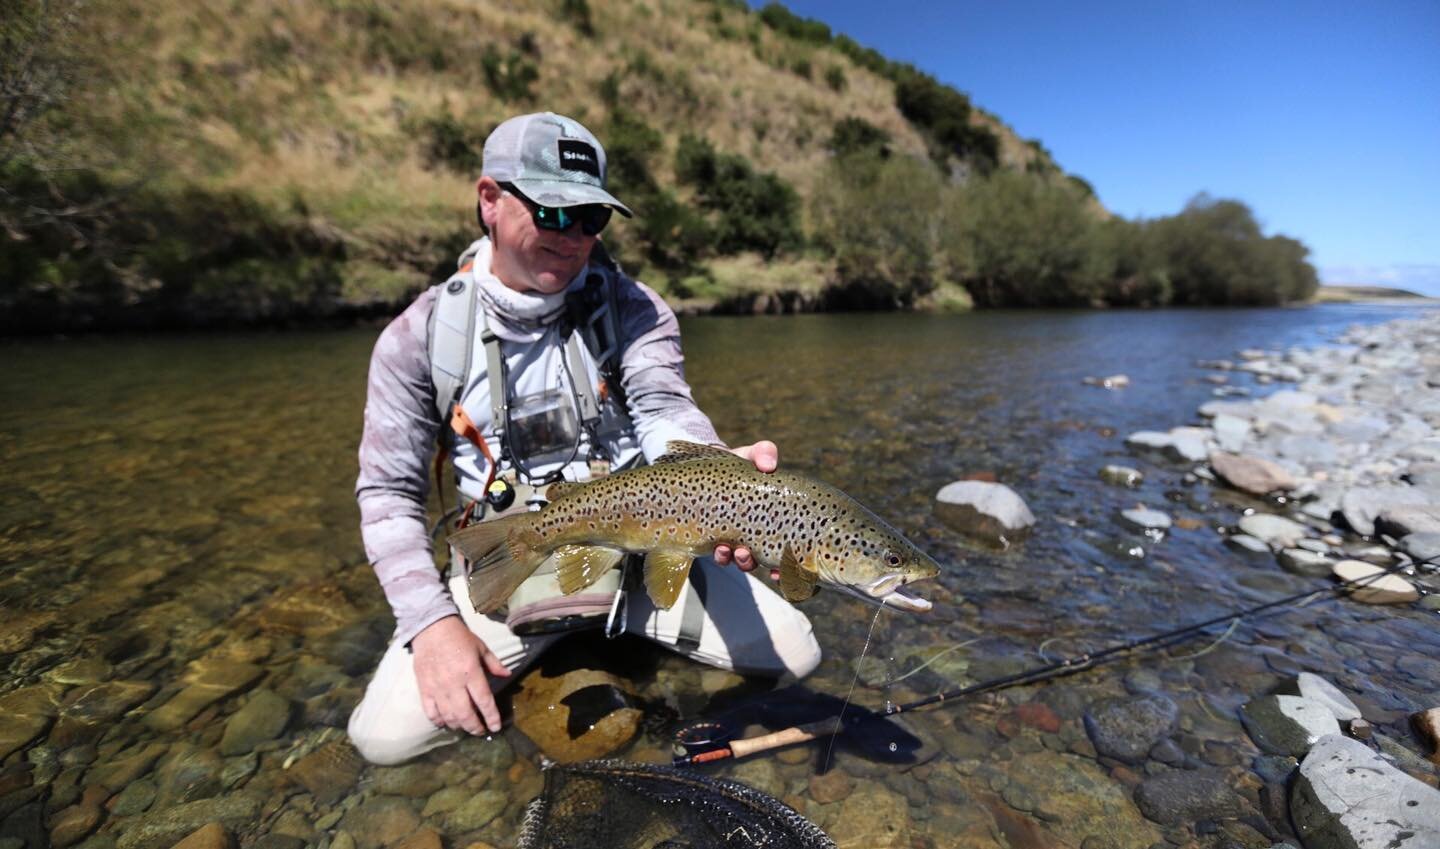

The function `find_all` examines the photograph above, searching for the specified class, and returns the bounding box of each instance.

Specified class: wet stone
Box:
[1291,734,1440,849]
[109,778,157,817]
[1282,673,1362,722]
[1149,739,1186,767]
[828,784,910,849]
[0,685,61,761]
[1225,534,1273,556]
[143,661,265,732]
[1241,695,1340,758]
[933,480,1036,546]
[218,689,291,756]
[1277,548,1331,577]
[288,739,363,806]
[115,794,260,849]
[808,769,853,804]
[340,799,421,849]
[170,823,231,849]
[421,787,470,818]
[155,744,223,807]
[250,836,303,849]
[219,753,258,791]
[49,803,102,849]
[1134,767,1245,826]
[1100,465,1144,487]
[1119,507,1172,534]
[370,763,444,799]
[443,790,507,833]
[1083,694,1180,764]
[1237,514,1309,550]
[1332,559,1419,604]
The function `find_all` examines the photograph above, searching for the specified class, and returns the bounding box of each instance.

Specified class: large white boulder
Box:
[1291,734,1440,849]
[934,481,1035,548]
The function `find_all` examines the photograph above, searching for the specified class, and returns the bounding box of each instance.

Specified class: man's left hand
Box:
[714,440,779,578]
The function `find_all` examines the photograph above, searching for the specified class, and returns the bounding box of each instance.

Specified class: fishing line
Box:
[673,555,1435,766]
[824,603,885,771]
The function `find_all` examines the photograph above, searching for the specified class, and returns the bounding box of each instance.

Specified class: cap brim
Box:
[511,179,634,218]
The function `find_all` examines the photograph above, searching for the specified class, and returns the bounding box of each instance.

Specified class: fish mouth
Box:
[836,577,933,613]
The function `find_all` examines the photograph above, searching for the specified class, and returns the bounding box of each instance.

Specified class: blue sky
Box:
[759,1,1440,294]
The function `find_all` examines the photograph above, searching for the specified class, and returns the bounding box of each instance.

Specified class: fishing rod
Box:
[673,555,1433,766]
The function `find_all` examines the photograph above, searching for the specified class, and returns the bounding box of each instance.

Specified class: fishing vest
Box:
[427,246,640,508]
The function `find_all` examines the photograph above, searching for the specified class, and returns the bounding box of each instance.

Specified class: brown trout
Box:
[448,441,941,614]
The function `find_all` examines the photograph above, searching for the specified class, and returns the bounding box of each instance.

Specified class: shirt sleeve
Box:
[354,286,460,645]
[612,276,725,461]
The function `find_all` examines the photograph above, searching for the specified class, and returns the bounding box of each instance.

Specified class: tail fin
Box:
[448,513,546,614]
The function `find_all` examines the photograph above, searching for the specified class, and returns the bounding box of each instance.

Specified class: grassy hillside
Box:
[1,0,1317,332]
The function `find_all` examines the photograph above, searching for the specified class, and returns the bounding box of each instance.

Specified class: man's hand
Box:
[714,440,778,577]
[410,615,511,735]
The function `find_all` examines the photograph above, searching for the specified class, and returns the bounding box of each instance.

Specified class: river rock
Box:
[49,803,102,849]
[513,669,641,763]
[168,823,231,849]
[1133,767,1244,826]
[1399,532,1440,563]
[1339,486,1429,537]
[0,685,60,761]
[807,769,853,804]
[1291,734,1440,849]
[1237,514,1309,550]
[1279,673,1363,723]
[1083,374,1129,389]
[1082,694,1179,764]
[1118,507,1170,534]
[933,480,1035,546]
[444,790,507,832]
[338,799,421,849]
[1278,548,1331,577]
[1002,752,1161,844]
[88,743,168,792]
[287,739,364,805]
[109,780,156,817]
[1211,414,1251,452]
[155,744,224,807]
[1411,708,1440,757]
[1126,428,1210,463]
[370,763,445,799]
[51,681,156,746]
[115,795,260,849]
[829,784,910,848]
[1332,560,1419,604]
[1240,695,1341,757]
[1377,504,1440,537]
[1099,465,1144,487]
[143,661,265,732]
[1210,452,1297,496]
[1225,534,1273,556]
[218,689,291,756]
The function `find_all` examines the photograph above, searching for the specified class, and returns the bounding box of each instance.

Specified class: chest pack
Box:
[426,251,633,488]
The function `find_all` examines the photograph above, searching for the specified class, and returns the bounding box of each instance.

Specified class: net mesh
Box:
[517,759,835,849]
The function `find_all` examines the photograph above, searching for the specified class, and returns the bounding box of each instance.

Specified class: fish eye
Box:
[885,553,901,567]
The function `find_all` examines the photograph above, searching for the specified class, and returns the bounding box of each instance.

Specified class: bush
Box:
[418,113,483,174]
[757,3,832,44]
[828,117,890,158]
[481,45,539,102]
[810,151,948,308]
[823,64,847,92]
[1146,195,1317,306]
[674,134,802,258]
[559,0,594,36]
[953,170,1110,307]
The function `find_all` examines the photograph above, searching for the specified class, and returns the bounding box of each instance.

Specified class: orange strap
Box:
[449,404,498,530]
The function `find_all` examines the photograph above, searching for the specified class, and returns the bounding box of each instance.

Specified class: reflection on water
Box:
[2,304,1437,848]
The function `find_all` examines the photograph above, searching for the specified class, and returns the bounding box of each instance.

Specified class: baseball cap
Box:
[481,112,633,217]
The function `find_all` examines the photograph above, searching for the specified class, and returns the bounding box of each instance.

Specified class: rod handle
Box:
[728,718,839,759]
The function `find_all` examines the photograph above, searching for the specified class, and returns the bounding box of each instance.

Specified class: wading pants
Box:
[347,558,821,765]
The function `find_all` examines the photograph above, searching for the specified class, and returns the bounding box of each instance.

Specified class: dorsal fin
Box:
[653,440,746,465]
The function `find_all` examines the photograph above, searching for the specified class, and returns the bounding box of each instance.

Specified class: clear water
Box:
[2,303,1437,848]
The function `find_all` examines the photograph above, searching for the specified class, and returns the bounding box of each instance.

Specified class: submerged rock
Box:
[513,669,641,763]
[1332,560,1419,604]
[219,689,291,756]
[933,480,1035,547]
[1083,694,1178,764]
[1278,548,1331,577]
[1133,767,1244,826]
[1237,513,1309,550]
[1099,465,1144,488]
[1291,734,1440,849]
[1241,695,1341,757]
[1118,507,1171,534]
[1210,451,1297,496]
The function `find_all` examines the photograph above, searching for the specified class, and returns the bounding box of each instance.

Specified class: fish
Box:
[448,440,941,614]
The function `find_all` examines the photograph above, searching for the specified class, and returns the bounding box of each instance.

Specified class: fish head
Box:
[818,520,942,613]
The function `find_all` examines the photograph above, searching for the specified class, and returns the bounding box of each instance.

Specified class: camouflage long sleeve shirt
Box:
[355,256,722,646]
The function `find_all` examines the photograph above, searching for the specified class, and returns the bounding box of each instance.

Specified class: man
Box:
[348,112,821,765]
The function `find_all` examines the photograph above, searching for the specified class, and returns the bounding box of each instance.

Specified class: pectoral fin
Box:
[644,550,695,609]
[553,545,625,594]
[778,544,818,602]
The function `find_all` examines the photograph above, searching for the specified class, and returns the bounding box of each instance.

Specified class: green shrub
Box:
[419,113,483,174]
[810,151,946,308]
[481,45,539,102]
[757,3,832,44]
[824,64,847,92]
[559,0,594,36]
[675,134,802,258]
[828,117,890,157]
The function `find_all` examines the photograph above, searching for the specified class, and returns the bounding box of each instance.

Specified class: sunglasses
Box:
[501,183,613,236]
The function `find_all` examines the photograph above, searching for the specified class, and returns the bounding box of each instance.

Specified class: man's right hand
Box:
[410,615,511,735]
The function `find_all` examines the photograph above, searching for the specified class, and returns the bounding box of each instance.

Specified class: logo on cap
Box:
[557,139,600,178]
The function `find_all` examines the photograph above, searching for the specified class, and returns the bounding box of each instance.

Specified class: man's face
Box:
[478,177,597,294]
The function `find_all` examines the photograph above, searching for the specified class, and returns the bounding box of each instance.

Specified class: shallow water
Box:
[2,304,1438,849]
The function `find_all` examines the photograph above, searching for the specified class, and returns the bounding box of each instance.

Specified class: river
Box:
[1,303,1437,849]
